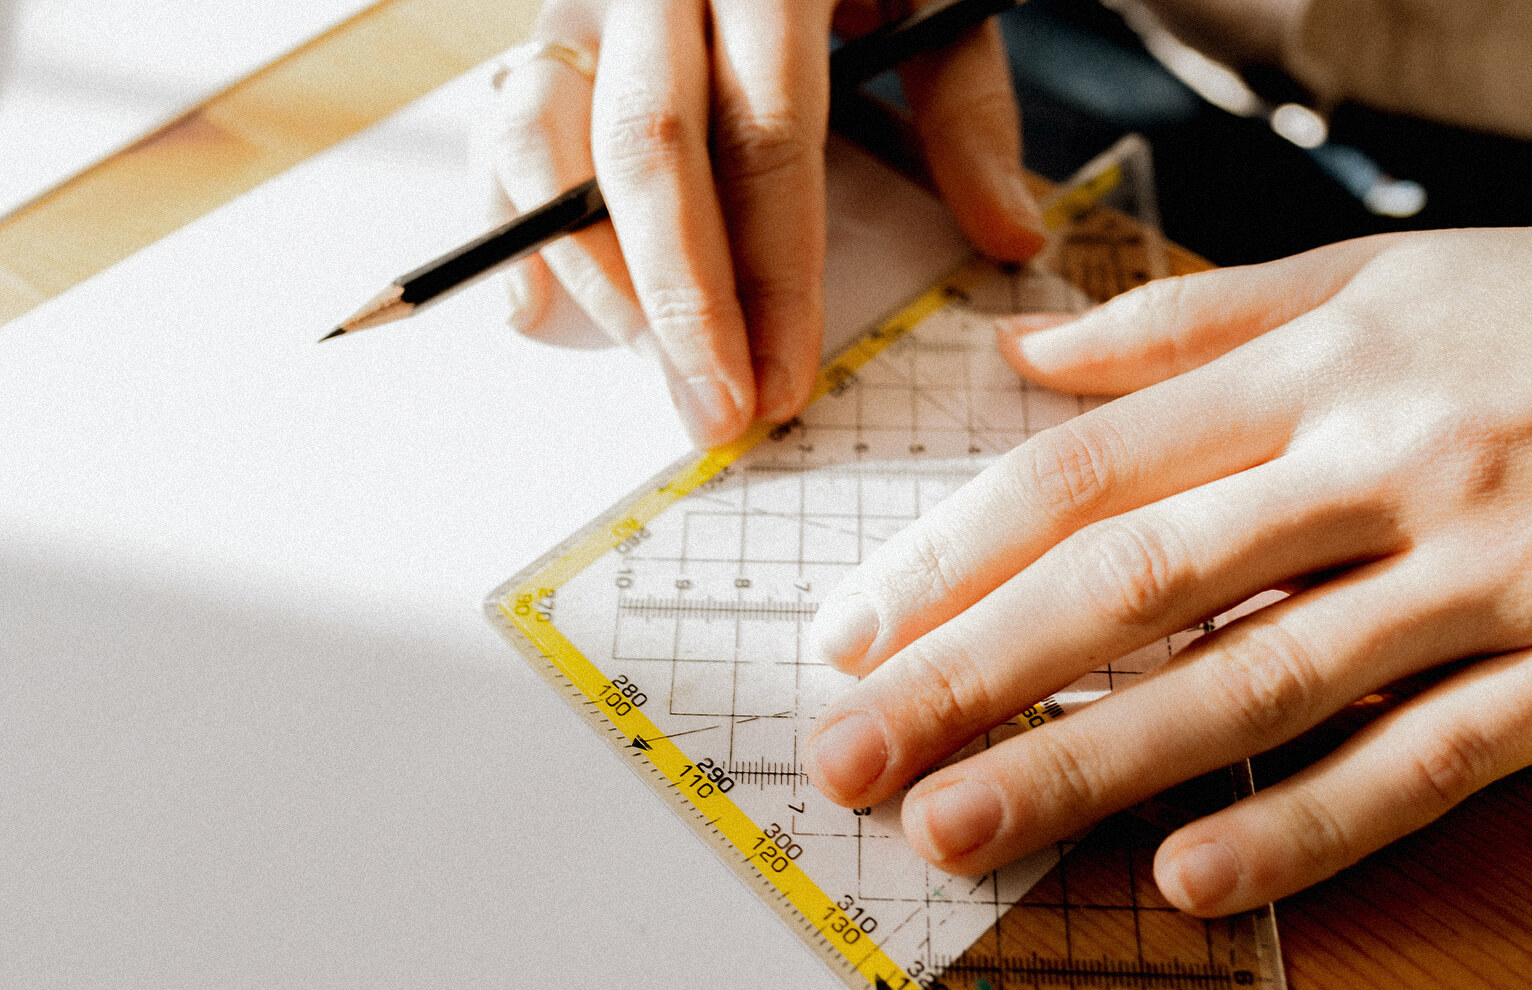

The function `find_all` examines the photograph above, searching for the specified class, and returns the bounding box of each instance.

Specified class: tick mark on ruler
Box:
[631,724,720,750]
[503,233,1210,983]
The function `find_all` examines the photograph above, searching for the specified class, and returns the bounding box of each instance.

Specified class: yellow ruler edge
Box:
[488,256,1072,989]
[1041,162,1123,230]
[504,149,1127,600]
[487,162,1132,986]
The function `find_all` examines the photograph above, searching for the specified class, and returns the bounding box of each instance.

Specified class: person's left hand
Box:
[803,227,1532,915]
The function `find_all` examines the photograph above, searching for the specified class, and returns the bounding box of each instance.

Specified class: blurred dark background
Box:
[997,0,1532,266]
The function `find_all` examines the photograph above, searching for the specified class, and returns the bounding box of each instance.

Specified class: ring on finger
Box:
[492,39,598,91]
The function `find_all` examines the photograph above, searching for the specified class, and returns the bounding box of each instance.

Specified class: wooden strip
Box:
[0,0,540,325]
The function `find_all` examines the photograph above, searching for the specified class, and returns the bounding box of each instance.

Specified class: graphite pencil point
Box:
[319,327,346,342]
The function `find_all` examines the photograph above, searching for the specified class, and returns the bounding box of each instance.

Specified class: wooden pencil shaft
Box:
[399,178,606,304]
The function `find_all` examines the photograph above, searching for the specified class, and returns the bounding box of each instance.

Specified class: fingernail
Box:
[673,375,739,448]
[1011,225,1048,261]
[813,592,879,667]
[1000,314,1072,337]
[909,779,1003,860]
[808,712,888,801]
[996,167,1048,259]
[505,273,533,333]
[1013,322,1079,373]
[754,354,797,423]
[1164,841,1240,912]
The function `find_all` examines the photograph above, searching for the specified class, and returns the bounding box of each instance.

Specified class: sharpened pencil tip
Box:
[319,327,346,342]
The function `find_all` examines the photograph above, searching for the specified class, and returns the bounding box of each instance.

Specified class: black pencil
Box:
[323,0,1016,341]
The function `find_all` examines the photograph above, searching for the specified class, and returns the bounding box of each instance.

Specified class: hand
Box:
[486,0,1046,447]
[805,228,1532,915]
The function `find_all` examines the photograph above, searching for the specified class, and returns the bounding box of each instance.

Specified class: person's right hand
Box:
[805,226,1532,914]
[486,0,1047,447]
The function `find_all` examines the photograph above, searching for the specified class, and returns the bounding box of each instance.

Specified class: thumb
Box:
[485,153,555,336]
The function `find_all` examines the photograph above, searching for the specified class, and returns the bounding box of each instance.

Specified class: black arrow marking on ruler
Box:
[875,978,894,990]
[631,725,721,750]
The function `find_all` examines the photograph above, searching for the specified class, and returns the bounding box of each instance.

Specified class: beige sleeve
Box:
[1286,0,1532,139]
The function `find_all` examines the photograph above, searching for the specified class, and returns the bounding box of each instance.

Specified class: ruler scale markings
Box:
[488,143,1285,989]
[492,259,1063,988]
[490,257,1148,985]
[489,260,1249,985]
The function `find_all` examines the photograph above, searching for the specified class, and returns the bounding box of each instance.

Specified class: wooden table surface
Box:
[3,1,1528,985]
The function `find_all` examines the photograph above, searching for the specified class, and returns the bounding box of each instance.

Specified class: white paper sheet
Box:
[0,61,981,989]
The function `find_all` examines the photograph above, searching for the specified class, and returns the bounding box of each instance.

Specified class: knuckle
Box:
[1027,729,1108,821]
[1108,276,1194,374]
[1203,624,1323,741]
[491,98,562,162]
[1395,412,1526,511]
[1403,724,1497,810]
[901,641,996,738]
[1282,784,1357,877]
[1016,419,1125,523]
[1305,393,1523,517]
[733,266,815,322]
[712,107,818,185]
[1072,517,1184,628]
[1116,273,1191,328]
[886,525,967,616]
[642,284,737,347]
[921,84,1015,143]
[595,92,693,180]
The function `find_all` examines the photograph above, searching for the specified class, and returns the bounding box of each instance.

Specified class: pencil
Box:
[324,0,1016,341]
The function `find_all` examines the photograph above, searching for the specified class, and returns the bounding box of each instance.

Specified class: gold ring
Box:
[493,40,598,91]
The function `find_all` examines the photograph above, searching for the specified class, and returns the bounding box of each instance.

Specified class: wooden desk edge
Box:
[0,0,539,326]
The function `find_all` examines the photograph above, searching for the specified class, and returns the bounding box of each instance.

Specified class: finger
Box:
[995,235,1397,395]
[804,451,1406,808]
[709,0,834,423]
[503,256,554,335]
[811,329,1306,676]
[900,17,1046,262]
[891,551,1493,876]
[592,0,755,447]
[1156,645,1532,915]
[488,34,649,346]
[485,170,555,334]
